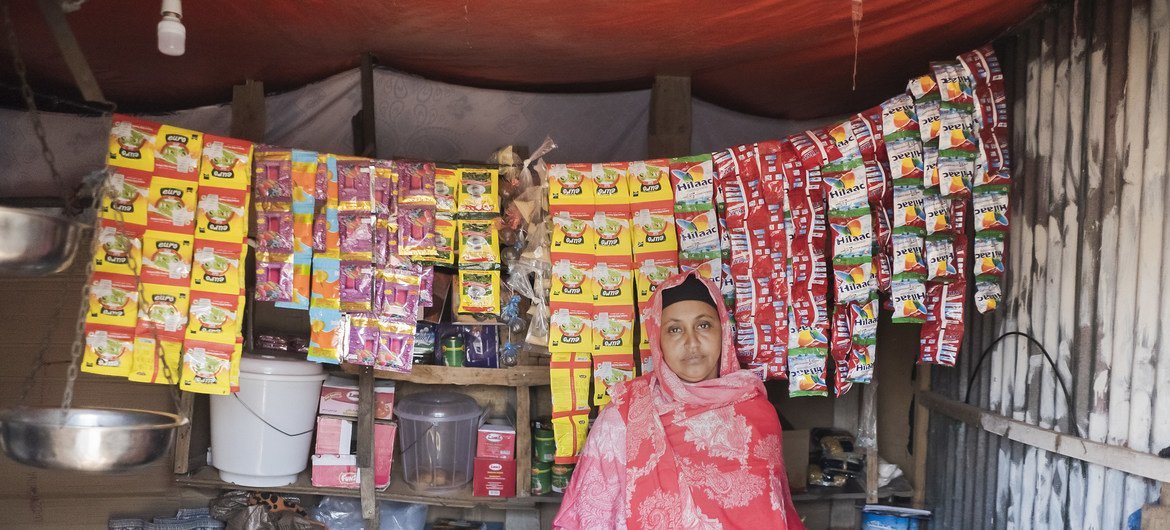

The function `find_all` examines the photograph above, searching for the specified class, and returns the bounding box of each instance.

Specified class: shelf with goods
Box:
[175,463,563,510]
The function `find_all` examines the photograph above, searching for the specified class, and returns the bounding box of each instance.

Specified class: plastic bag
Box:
[309,496,428,530]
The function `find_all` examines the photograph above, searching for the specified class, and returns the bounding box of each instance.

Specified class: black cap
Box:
[661,274,717,310]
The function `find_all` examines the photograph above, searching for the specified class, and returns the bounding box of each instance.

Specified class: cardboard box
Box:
[472,457,516,498]
[311,421,396,490]
[318,376,395,420]
[783,429,811,493]
[476,424,516,460]
[314,415,354,455]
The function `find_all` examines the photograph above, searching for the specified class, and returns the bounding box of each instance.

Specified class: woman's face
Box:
[660,300,722,383]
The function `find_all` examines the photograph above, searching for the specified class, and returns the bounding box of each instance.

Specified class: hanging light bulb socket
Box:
[157,0,184,56]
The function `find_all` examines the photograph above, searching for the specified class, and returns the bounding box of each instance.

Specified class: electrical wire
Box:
[962,330,1080,437]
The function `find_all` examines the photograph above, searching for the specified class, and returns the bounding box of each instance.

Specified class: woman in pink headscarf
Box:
[554,272,805,530]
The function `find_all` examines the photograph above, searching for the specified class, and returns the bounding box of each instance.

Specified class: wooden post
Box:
[647,75,692,158]
[352,54,378,158]
[172,393,195,474]
[912,364,932,508]
[230,80,266,143]
[515,386,532,497]
[35,0,105,102]
[357,367,379,527]
[1141,483,1170,530]
[861,381,880,504]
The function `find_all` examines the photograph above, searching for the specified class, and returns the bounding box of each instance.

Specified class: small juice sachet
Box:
[595,162,631,201]
[153,124,203,179]
[86,272,139,328]
[140,231,195,286]
[136,283,190,340]
[190,240,244,294]
[128,338,183,385]
[631,206,679,254]
[180,340,234,395]
[186,291,241,344]
[548,163,597,206]
[81,323,135,377]
[195,187,249,243]
[551,209,597,256]
[550,257,595,305]
[146,177,198,231]
[590,260,634,306]
[549,303,595,353]
[628,159,674,203]
[93,220,143,274]
[590,353,636,407]
[397,161,437,206]
[100,168,150,225]
[592,308,635,355]
[108,115,159,171]
[199,134,253,190]
[592,209,633,257]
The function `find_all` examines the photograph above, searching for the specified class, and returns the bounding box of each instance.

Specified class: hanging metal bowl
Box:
[0,206,84,275]
[0,407,188,472]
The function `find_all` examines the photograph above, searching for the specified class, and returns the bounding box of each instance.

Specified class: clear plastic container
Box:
[394,391,483,492]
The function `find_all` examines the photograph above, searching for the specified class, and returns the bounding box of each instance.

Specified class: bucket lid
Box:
[240,354,325,376]
[395,391,482,422]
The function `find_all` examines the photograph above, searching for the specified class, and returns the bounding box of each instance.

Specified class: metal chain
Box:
[2,0,80,217]
[60,183,103,411]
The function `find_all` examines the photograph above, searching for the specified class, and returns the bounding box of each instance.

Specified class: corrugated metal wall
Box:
[926,0,1169,528]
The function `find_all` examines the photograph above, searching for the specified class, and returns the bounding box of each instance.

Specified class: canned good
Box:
[531,460,552,495]
[551,463,575,493]
[441,334,465,367]
[533,428,555,463]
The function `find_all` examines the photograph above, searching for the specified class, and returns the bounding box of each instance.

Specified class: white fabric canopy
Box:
[1,68,828,198]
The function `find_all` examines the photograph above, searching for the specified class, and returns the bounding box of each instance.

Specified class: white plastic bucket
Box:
[209,355,326,487]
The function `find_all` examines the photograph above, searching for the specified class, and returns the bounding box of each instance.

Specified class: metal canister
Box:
[531,460,552,495]
[533,428,555,463]
[441,334,465,367]
[551,463,574,493]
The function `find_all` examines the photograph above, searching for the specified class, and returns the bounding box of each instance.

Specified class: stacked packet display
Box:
[453,165,500,317]
[755,141,792,382]
[308,155,345,364]
[547,163,600,464]
[628,159,679,373]
[959,45,1010,314]
[273,151,319,310]
[179,135,253,393]
[591,162,636,408]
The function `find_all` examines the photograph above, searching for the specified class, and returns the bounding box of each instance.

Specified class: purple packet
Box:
[337,159,374,211]
[397,204,437,257]
[345,315,378,366]
[253,157,293,201]
[462,325,499,368]
[379,269,421,320]
[256,208,295,253]
[339,260,374,312]
[339,212,375,259]
[256,334,289,351]
[374,216,392,267]
[417,265,435,308]
[375,319,416,373]
[255,253,294,302]
[394,161,436,206]
[374,161,395,216]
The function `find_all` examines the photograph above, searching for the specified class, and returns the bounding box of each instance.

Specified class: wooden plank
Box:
[230,80,266,142]
[353,53,377,158]
[172,392,195,474]
[862,380,879,504]
[35,0,105,102]
[647,75,691,158]
[516,386,532,497]
[918,390,1170,483]
[911,365,931,507]
[357,367,377,525]
[342,363,550,387]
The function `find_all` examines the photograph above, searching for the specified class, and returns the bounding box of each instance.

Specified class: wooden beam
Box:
[647,75,691,158]
[515,387,532,497]
[172,392,195,474]
[911,364,931,508]
[35,0,104,102]
[230,80,266,142]
[356,367,379,527]
[918,390,1170,483]
[861,381,879,504]
[352,53,377,158]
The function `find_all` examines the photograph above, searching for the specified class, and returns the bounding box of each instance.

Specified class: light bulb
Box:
[157,0,185,56]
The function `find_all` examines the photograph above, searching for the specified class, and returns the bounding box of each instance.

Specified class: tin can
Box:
[441,334,465,367]
[531,460,552,495]
[533,428,555,463]
[551,463,575,493]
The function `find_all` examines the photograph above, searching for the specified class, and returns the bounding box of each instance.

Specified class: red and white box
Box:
[311,421,396,490]
[314,415,354,455]
[318,376,396,420]
[476,424,516,460]
[473,456,516,498]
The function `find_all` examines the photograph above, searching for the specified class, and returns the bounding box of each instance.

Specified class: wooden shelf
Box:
[340,364,550,387]
[175,465,562,509]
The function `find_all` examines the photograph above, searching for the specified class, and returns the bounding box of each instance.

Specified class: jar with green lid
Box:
[531,460,552,495]
[551,463,575,493]
[533,428,555,463]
